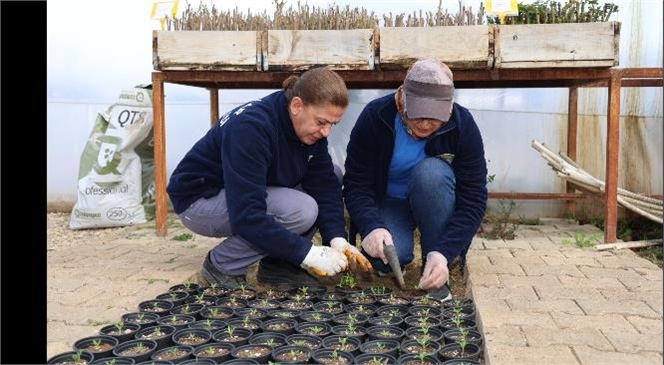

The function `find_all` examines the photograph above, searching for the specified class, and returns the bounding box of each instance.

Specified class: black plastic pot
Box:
[138,299,175,317]
[317,291,347,302]
[286,333,323,350]
[375,304,409,318]
[197,284,232,298]
[216,297,248,310]
[354,352,398,364]
[188,319,226,332]
[312,300,345,315]
[409,294,443,307]
[295,321,332,337]
[150,344,195,363]
[73,334,118,360]
[399,338,441,357]
[311,348,355,364]
[169,303,205,320]
[438,342,481,362]
[247,298,281,310]
[362,286,392,297]
[156,314,197,331]
[271,345,312,364]
[248,331,288,349]
[47,350,95,364]
[397,353,440,365]
[260,318,298,335]
[99,322,142,344]
[365,325,405,342]
[441,359,481,365]
[441,306,476,320]
[331,324,367,342]
[358,339,400,358]
[91,356,135,365]
[321,334,362,356]
[403,315,442,329]
[185,294,217,307]
[332,313,369,327]
[366,315,404,329]
[234,307,269,321]
[226,317,262,332]
[443,328,484,348]
[441,297,474,309]
[112,339,158,363]
[193,342,235,363]
[408,305,442,318]
[172,328,212,348]
[169,283,201,296]
[267,309,301,321]
[404,326,444,343]
[156,290,190,307]
[212,327,253,347]
[346,292,377,306]
[299,311,334,324]
[199,305,234,321]
[439,318,477,332]
[344,303,377,317]
[230,287,258,301]
[122,311,161,329]
[230,344,272,363]
[280,298,314,311]
[135,324,177,350]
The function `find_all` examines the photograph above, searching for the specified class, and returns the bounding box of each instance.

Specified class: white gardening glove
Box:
[361,228,393,265]
[330,237,372,272]
[301,245,348,277]
[418,251,449,290]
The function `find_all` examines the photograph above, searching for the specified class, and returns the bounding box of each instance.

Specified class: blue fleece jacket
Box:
[167,91,346,265]
[343,93,488,263]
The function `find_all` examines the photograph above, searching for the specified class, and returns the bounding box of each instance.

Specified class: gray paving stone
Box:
[521,325,613,351]
[572,345,663,365]
[480,309,558,329]
[550,312,639,333]
[482,325,528,346]
[625,315,664,335]
[576,297,660,318]
[535,285,604,301]
[522,262,586,277]
[557,275,626,290]
[486,344,579,365]
[500,273,562,288]
[604,331,664,353]
[506,298,584,315]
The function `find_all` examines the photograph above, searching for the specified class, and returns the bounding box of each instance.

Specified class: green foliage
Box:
[488,0,619,24]
[480,199,519,240]
[172,232,194,241]
[562,231,601,247]
[338,272,357,289]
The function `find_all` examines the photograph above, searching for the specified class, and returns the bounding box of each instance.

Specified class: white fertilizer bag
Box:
[69,85,155,229]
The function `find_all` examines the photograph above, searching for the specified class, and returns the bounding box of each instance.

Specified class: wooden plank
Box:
[595,239,663,251]
[153,30,259,71]
[379,26,492,70]
[494,22,620,68]
[264,29,375,71]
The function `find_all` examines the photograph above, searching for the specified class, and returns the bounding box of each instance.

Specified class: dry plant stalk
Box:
[165,0,483,31]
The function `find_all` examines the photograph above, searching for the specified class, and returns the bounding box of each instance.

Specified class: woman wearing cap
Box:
[343,58,488,300]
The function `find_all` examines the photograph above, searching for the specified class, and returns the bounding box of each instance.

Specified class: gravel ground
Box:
[47,212,135,251]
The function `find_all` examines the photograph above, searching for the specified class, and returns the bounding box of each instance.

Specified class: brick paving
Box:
[47,216,663,364]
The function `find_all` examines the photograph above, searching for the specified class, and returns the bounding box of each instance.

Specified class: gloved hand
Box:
[330,237,373,272]
[418,251,449,290]
[301,245,348,277]
[361,228,393,265]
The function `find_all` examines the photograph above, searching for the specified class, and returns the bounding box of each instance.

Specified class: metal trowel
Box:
[383,243,407,289]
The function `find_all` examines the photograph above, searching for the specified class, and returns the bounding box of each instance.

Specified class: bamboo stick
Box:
[595,239,663,251]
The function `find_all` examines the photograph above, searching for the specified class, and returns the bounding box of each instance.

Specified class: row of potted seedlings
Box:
[48,279,483,365]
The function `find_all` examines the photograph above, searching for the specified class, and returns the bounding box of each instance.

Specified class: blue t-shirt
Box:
[386,115,426,199]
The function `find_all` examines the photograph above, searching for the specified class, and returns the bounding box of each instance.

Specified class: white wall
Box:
[47,0,663,218]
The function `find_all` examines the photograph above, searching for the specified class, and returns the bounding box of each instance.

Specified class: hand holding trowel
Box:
[361,228,407,289]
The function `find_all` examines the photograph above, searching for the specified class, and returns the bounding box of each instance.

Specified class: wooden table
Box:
[152,67,662,242]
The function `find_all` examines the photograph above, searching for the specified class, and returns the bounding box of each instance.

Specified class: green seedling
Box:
[172,232,193,241]
[113,321,124,332]
[338,337,348,347]
[563,231,601,248]
[226,326,235,337]
[291,339,307,347]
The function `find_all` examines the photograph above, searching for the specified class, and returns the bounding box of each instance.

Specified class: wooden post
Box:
[152,72,168,237]
[604,69,621,243]
[209,88,219,127]
[566,86,578,216]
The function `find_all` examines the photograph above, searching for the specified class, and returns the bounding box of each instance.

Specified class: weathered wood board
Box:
[378,26,492,70]
[263,29,376,71]
[153,30,260,71]
[152,23,620,71]
[494,21,620,68]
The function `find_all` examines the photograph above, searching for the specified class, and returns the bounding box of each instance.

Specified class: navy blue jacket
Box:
[343,93,487,263]
[167,91,346,265]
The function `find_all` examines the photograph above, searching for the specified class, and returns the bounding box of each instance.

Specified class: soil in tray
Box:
[274,349,310,362]
[80,343,114,353]
[234,346,271,358]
